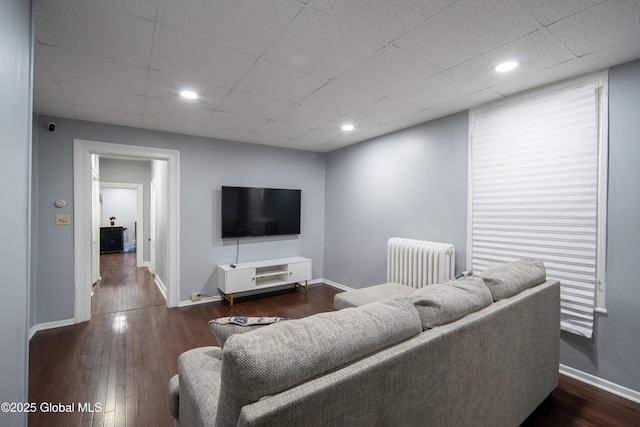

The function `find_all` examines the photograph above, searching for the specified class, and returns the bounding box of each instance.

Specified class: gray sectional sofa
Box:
[168,259,560,426]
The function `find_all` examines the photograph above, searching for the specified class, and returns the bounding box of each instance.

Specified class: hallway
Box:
[92,253,165,315]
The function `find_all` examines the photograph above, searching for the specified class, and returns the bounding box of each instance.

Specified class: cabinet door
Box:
[224,268,256,293]
[288,261,311,283]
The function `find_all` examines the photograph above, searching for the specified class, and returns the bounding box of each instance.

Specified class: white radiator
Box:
[387,238,455,289]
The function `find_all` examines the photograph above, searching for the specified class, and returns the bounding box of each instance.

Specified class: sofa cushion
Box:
[333,282,417,309]
[216,296,422,427]
[409,275,493,330]
[208,316,290,349]
[481,258,547,301]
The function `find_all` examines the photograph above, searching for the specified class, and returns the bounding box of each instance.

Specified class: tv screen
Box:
[221,186,301,238]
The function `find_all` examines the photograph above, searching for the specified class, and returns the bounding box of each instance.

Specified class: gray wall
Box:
[1,0,32,425]
[324,112,469,287]
[32,116,326,321]
[99,158,152,258]
[559,59,640,393]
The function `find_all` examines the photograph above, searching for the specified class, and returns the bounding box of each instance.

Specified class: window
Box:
[468,73,608,338]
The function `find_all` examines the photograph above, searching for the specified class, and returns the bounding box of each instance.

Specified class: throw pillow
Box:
[480,258,547,301]
[208,316,290,349]
[409,276,493,330]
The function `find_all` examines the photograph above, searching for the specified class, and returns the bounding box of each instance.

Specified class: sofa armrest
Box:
[175,346,223,427]
[168,375,180,420]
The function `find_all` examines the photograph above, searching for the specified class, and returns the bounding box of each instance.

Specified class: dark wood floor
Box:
[29,253,640,426]
[91,253,166,315]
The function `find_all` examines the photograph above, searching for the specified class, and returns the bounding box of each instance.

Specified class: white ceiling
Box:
[34,0,640,152]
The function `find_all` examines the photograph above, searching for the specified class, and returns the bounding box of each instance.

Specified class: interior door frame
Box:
[149,178,157,275]
[91,160,100,285]
[73,139,180,323]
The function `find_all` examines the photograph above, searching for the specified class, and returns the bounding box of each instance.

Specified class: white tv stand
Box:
[217,256,312,306]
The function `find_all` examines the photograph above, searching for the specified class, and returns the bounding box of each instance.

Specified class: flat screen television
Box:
[221,186,301,238]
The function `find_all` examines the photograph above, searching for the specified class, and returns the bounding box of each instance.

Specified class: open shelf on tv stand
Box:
[217,257,312,306]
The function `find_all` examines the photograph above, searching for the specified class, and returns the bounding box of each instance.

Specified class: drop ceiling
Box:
[34,0,640,152]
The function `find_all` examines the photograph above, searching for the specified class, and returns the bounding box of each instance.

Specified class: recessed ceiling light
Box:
[180,90,198,99]
[495,61,520,72]
[341,124,355,131]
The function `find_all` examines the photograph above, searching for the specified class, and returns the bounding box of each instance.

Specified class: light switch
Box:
[56,214,70,225]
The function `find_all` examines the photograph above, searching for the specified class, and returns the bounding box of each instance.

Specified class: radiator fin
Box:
[387,238,455,289]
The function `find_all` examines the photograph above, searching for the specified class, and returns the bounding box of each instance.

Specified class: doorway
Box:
[73,139,180,323]
[99,182,145,268]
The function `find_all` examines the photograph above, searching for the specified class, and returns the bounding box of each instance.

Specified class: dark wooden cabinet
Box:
[100,226,123,254]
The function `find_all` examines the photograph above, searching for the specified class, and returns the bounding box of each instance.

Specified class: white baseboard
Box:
[321,279,354,292]
[28,318,75,341]
[559,364,640,404]
[178,280,334,307]
[154,272,167,301]
[178,295,223,307]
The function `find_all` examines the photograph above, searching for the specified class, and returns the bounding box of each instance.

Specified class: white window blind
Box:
[469,75,608,338]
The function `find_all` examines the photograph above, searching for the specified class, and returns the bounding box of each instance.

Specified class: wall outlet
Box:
[191,293,201,301]
[55,214,70,225]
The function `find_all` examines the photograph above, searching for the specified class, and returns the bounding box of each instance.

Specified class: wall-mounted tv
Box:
[221,186,301,238]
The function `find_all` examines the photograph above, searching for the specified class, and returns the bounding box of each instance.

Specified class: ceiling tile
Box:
[32,77,75,117]
[292,127,341,145]
[394,0,539,69]
[423,89,503,117]
[72,106,143,128]
[35,1,155,67]
[381,110,445,132]
[146,70,230,110]
[241,132,291,148]
[335,45,441,99]
[316,116,380,133]
[450,30,576,88]
[579,36,640,70]
[547,0,640,57]
[216,90,293,120]
[38,45,148,95]
[161,0,302,57]
[151,26,257,90]
[353,124,396,141]
[235,60,329,104]
[253,120,309,139]
[490,59,589,96]
[517,0,607,26]
[142,97,213,134]
[273,104,340,128]
[385,89,502,129]
[299,81,382,115]
[263,7,385,79]
[124,0,161,21]
[33,47,51,80]
[349,98,425,125]
[197,110,267,140]
[311,0,457,42]
[59,82,145,114]
[387,72,484,109]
